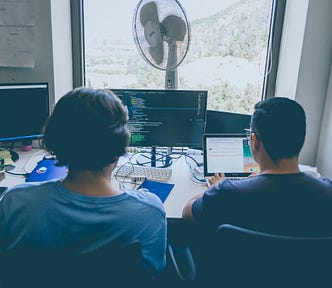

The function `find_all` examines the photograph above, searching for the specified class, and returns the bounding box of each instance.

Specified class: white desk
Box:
[1,149,207,219]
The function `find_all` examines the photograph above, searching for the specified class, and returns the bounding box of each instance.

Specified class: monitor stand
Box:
[136,146,172,168]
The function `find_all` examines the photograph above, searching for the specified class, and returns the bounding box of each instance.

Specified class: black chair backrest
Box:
[0,241,153,288]
[198,224,332,288]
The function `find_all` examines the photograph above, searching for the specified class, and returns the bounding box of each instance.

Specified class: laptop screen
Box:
[203,134,260,177]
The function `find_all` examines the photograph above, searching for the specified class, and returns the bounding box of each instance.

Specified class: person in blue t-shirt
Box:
[183,97,332,237]
[0,87,166,274]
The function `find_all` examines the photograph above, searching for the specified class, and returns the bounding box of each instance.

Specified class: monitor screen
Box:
[0,83,49,143]
[111,89,207,148]
[205,110,251,134]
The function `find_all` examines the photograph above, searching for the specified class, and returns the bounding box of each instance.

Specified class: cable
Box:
[184,154,206,184]
[114,153,141,190]
[184,153,204,167]
[23,149,50,174]
[135,152,171,166]
[5,170,29,177]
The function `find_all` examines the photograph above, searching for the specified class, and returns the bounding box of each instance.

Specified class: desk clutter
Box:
[1,148,324,220]
[0,149,16,166]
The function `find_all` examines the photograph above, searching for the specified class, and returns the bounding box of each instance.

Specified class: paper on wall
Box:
[0,26,36,68]
[0,0,36,26]
[0,0,36,68]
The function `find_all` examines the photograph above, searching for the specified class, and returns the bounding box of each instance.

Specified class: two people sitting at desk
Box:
[1,87,332,281]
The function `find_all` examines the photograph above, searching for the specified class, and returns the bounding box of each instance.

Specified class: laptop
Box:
[203,134,260,180]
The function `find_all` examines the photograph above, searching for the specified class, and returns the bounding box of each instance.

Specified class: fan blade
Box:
[162,15,186,41]
[144,20,162,47]
[149,43,164,65]
[140,1,159,25]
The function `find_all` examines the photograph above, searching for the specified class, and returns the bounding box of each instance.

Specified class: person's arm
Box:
[182,173,225,222]
[182,192,204,222]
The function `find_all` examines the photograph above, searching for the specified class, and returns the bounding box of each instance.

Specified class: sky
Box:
[84,0,240,42]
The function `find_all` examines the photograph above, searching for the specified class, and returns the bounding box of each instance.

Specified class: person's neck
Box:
[259,157,300,175]
[62,169,121,197]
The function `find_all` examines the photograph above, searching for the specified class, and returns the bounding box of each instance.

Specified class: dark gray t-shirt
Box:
[192,173,332,236]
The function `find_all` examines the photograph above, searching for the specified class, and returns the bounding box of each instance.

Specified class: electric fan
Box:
[133,0,190,89]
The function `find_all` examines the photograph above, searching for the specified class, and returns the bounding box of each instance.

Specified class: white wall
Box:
[50,0,73,106]
[275,0,309,100]
[0,0,73,110]
[0,0,55,105]
[316,65,332,178]
[0,0,73,148]
[276,0,332,178]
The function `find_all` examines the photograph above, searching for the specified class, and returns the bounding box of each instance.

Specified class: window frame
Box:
[70,0,286,100]
[262,0,286,100]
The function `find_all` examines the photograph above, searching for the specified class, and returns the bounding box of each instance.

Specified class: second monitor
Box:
[112,89,208,149]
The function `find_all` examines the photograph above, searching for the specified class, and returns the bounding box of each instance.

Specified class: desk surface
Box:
[1,149,207,219]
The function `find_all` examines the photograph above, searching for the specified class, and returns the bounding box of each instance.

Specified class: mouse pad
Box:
[138,179,174,203]
[26,159,68,182]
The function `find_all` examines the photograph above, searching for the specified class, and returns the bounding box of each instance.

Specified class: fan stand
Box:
[137,43,178,168]
[163,41,178,167]
[136,31,181,168]
[165,41,178,89]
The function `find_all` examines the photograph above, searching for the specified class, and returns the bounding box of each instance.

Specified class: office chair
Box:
[0,241,154,288]
[194,224,332,288]
[153,243,196,288]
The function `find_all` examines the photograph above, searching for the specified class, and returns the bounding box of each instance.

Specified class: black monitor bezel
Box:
[0,82,50,143]
[111,88,208,148]
[203,133,255,177]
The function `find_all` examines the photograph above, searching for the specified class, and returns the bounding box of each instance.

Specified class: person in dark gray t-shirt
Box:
[183,97,332,237]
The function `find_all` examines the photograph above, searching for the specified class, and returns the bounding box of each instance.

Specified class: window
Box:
[73,0,285,114]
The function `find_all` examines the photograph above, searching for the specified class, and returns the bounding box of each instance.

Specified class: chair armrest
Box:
[167,243,196,281]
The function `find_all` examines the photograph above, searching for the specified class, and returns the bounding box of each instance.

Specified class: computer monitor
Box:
[112,89,208,149]
[205,110,251,134]
[0,83,49,143]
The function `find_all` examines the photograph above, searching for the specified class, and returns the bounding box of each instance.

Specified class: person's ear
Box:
[251,133,260,151]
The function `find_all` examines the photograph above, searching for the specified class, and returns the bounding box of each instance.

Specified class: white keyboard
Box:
[115,164,172,182]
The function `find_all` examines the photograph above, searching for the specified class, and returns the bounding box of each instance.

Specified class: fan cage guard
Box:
[133,0,191,71]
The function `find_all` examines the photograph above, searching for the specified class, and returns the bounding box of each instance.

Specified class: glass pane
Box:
[84,0,273,114]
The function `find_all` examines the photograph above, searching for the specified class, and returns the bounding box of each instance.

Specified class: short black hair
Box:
[251,97,306,161]
[42,87,130,171]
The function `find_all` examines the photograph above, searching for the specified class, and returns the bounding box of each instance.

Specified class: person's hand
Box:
[248,172,260,178]
[208,173,225,187]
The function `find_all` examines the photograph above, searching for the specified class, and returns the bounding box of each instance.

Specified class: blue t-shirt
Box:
[0,181,167,273]
[192,173,332,236]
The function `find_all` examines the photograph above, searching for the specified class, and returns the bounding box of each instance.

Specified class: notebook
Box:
[26,159,68,182]
[203,134,259,178]
[138,179,174,203]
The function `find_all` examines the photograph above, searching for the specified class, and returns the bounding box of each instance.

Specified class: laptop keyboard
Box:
[205,176,247,187]
[226,177,247,181]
